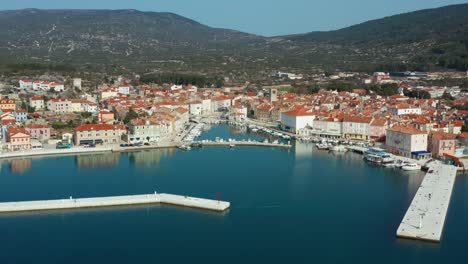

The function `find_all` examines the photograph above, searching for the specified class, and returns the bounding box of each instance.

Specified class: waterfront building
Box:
[342,116,372,140]
[429,132,457,157]
[128,118,163,143]
[74,124,127,146]
[6,127,31,151]
[281,107,315,134]
[304,117,342,138]
[188,101,203,116]
[386,125,430,159]
[369,118,388,141]
[25,124,51,141]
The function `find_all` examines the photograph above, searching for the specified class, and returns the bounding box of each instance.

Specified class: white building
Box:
[73,78,82,90]
[19,80,33,89]
[387,104,422,115]
[29,96,44,110]
[117,85,130,95]
[188,101,203,116]
[280,108,315,134]
[386,125,430,159]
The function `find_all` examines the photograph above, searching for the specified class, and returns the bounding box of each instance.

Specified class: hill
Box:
[280,3,468,72]
[0,4,468,76]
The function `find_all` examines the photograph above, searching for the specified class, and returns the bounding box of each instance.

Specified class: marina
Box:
[0,193,230,213]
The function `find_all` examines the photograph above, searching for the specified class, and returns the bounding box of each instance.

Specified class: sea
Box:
[0,124,466,263]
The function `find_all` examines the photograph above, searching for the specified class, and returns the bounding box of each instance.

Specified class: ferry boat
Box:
[401,163,421,171]
[364,147,394,164]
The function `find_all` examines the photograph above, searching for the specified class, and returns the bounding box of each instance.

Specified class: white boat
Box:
[252,128,259,132]
[229,143,235,148]
[401,163,421,171]
[330,145,348,152]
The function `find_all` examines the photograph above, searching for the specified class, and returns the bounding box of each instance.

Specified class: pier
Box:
[199,141,292,148]
[396,163,458,242]
[0,193,230,213]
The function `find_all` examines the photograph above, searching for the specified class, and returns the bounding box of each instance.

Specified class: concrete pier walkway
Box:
[200,141,292,148]
[396,163,458,242]
[0,193,230,213]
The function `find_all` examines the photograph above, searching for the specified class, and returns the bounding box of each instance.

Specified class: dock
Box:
[346,146,368,154]
[200,141,292,148]
[396,163,458,242]
[0,193,230,213]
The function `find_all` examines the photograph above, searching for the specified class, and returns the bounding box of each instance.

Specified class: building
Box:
[128,118,163,143]
[386,125,430,159]
[387,104,422,115]
[281,108,315,134]
[6,127,31,151]
[369,118,388,141]
[188,101,203,116]
[342,116,372,140]
[73,78,82,90]
[74,124,127,146]
[47,99,72,113]
[429,132,457,158]
[29,96,45,110]
[25,124,51,141]
[0,99,16,111]
[19,80,33,89]
[14,109,27,122]
[98,110,115,123]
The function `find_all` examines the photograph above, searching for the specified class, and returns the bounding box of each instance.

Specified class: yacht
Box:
[330,145,348,152]
[364,147,394,164]
[401,163,421,171]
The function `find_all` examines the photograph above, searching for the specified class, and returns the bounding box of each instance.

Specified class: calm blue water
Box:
[0,125,467,263]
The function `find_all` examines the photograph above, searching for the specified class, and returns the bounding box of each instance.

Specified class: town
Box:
[0,70,466,163]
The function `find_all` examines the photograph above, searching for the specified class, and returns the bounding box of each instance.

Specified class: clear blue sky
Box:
[2,0,468,36]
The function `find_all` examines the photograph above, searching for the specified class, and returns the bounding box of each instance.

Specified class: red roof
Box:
[74,124,126,132]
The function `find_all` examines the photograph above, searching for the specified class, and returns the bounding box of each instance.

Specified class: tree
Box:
[81,112,92,118]
[441,92,454,101]
[123,109,138,124]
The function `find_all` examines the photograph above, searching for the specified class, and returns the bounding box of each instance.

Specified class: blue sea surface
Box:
[0,125,466,263]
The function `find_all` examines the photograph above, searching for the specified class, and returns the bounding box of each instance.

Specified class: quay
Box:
[0,193,230,213]
[396,163,458,242]
[0,146,112,159]
[199,141,292,148]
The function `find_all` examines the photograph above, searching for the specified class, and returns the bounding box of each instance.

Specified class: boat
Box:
[330,145,348,152]
[364,147,394,164]
[316,143,330,150]
[229,143,236,148]
[401,163,421,171]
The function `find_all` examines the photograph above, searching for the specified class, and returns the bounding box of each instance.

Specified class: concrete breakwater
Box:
[396,164,458,242]
[0,193,230,213]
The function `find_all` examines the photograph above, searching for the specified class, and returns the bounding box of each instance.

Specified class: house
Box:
[188,101,203,116]
[429,132,457,158]
[386,125,430,159]
[117,85,131,95]
[305,117,342,139]
[281,107,315,134]
[128,118,163,143]
[29,96,45,110]
[19,80,33,89]
[14,109,28,122]
[6,127,31,151]
[387,104,422,115]
[98,110,115,123]
[229,104,248,122]
[47,99,72,113]
[74,124,127,146]
[369,118,387,141]
[342,116,372,140]
[25,124,51,141]
[0,99,16,111]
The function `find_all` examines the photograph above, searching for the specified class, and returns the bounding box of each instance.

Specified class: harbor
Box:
[0,193,230,213]
[396,163,459,242]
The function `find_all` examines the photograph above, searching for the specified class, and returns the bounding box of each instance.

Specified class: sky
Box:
[2,0,468,36]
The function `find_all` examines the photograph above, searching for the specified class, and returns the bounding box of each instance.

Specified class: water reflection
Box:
[128,148,176,167]
[9,159,32,174]
[75,153,120,169]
